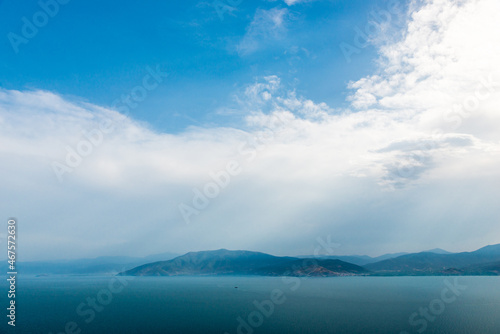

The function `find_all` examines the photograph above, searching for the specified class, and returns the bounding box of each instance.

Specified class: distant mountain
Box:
[366,244,500,275]
[9,244,500,277]
[372,252,411,262]
[467,261,500,275]
[303,252,410,266]
[315,255,375,266]
[121,245,500,277]
[423,248,453,255]
[119,249,369,277]
[319,249,453,266]
[443,260,500,276]
[142,252,181,263]
[0,252,179,275]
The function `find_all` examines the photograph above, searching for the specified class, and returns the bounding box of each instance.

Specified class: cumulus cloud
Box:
[2,0,500,259]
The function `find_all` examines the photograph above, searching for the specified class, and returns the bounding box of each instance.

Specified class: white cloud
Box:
[2,0,500,259]
[237,8,289,55]
[283,0,314,6]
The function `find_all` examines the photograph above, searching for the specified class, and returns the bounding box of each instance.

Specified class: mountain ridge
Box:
[120,249,368,277]
[365,244,500,275]
[119,244,500,277]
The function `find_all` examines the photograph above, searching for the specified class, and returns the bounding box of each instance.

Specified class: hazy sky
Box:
[1,0,500,261]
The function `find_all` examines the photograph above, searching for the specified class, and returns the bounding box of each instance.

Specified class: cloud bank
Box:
[1,0,500,260]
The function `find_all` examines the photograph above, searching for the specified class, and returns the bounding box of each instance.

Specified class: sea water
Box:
[1,275,499,333]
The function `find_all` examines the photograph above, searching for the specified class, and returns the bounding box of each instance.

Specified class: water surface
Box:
[1,276,499,333]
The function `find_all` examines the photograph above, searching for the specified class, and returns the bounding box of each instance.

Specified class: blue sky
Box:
[1,0,500,261]
[0,0,395,132]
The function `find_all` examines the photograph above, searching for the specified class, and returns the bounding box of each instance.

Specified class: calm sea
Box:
[1,276,499,333]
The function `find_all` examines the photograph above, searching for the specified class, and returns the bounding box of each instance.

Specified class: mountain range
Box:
[119,244,500,277]
[7,244,500,277]
[120,249,368,277]
[0,252,179,275]
[366,244,500,275]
